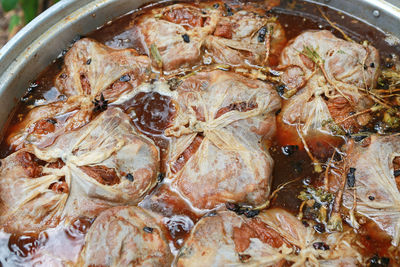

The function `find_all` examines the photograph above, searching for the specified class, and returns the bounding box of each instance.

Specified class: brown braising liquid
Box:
[0,0,399,265]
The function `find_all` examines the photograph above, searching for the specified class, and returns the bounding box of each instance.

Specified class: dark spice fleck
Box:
[92,93,109,112]
[143,226,153,233]
[27,82,39,93]
[385,62,394,68]
[302,220,309,227]
[225,202,240,213]
[205,210,217,217]
[363,64,368,70]
[46,118,57,125]
[119,74,131,82]
[353,135,367,142]
[239,254,251,263]
[244,209,260,218]
[157,173,165,183]
[126,173,134,182]
[282,145,298,156]
[224,3,233,16]
[369,255,390,267]
[313,223,325,233]
[368,195,375,201]
[213,3,219,8]
[312,242,330,250]
[258,27,267,43]
[346,167,356,187]
[60,73,67,79]
[394,169,400,177]
[182,34,190,43]
[370,62,375,68]
[276,84,285,96]
[86,58,92,65]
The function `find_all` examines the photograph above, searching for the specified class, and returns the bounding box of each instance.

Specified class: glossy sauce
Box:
[0,0,400,265]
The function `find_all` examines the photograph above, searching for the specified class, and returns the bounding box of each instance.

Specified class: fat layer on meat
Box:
[78,206,173,267]
[0,108,159,233]
[164,70,281,210]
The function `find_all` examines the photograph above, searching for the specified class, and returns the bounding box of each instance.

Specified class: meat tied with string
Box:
[7,38,150,150]
[163,70,281,209]
[279,30,380,139]
[176,208,364,266]
[329,135,400,246]
[205,9,286,66]
[78,206,173,267]
[137,3,286,71]
[0,108,159,233]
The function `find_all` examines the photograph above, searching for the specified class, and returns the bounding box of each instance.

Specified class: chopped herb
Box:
[225,202,259,218]
[143,226,154,233]
[126,173,134,182]
[86,58,92,65]
[182,34,190,43]
[150,44,163,69]
[313,242,330,250]
[301,45,324,65]
[92,93,109,112]
[119,74,131,82]
[322,119,346,136]
[385,62,394,68]
[258,27,267,43]
[346,167,356,187]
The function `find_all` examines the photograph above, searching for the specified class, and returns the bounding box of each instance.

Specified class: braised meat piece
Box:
[164,70,281,209]
[176,208,363,266]
[7,38,150,150]
[137,4,220,72]
[78,206,173,266]
[205,11,286,66]
[137,3,286,71]
[279,30,379,136]
[0,108,159,233]
[340,135,400,246]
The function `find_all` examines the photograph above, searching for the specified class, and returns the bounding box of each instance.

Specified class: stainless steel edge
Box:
[0,0,400,130]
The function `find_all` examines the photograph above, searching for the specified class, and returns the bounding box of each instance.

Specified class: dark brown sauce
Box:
[1,0,399,265]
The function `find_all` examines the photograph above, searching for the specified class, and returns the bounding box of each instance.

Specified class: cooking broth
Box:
[0,0,400,265]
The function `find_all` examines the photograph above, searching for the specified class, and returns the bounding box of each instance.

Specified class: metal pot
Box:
[0,0,400,129]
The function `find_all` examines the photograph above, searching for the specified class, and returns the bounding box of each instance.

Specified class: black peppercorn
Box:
[182,34,190,43]
[143,226,154,233]
[126,173,134,182]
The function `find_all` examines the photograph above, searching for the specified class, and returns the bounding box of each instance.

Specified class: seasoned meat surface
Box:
[0,108,159,233]
[176,208,363,266]
[279,30,379,135]
[164,70,280,209]
[7,38,150,150]
[78,206,173,267]
[340,135,400,246]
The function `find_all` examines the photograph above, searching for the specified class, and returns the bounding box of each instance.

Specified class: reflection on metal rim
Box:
[0,0,399,128]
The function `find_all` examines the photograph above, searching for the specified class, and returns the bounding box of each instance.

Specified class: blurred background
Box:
[0,0,59,47]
